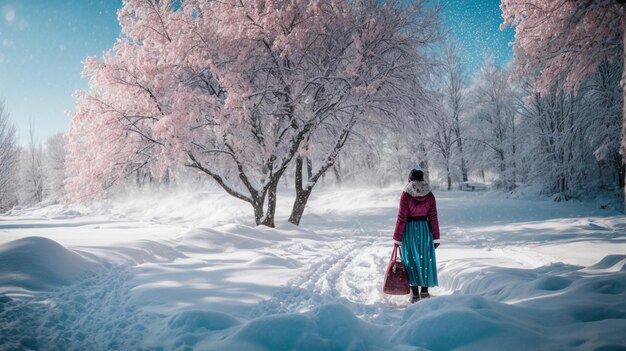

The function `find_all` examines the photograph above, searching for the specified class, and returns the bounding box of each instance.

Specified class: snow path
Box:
[250,232,409,326]
[1,267,162,350]
[1,189,626,350]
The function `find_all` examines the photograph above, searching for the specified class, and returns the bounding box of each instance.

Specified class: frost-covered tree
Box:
[466,56,519,189]
[442,40,468,183]
[19,123,46,205]
[329,99,435,188]
[378,129,421,184]
[501,0,623,93]
[501,0,625,201]
[0,101,18,211]
[288,1,439,224]
[582,61,624,189]
[424,102,456,190]
[420,40,470,190]
[502,55,623,200]
[516,78,589,198]
[44,133,67,202]
[67,0,440,227]
[68,0,349,226]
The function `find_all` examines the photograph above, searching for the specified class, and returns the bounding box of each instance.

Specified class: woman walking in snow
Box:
[393,169,440,303]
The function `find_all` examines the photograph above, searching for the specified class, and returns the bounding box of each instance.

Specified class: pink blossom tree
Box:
[287,0,439,224]
[66,0,439,226]
[501,0,625,201]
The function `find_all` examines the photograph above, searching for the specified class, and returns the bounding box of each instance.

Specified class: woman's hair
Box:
[409,169,424,181]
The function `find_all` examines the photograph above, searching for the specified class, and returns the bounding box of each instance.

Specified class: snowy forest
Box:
[1,0,625,350]
[1,0,623,222]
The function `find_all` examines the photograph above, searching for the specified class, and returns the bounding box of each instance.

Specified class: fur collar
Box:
[404,180,431,198]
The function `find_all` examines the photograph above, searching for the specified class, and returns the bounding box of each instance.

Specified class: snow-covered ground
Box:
[1,187,625,350]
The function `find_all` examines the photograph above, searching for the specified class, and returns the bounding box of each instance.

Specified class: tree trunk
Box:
[333,165,341,184]
[333,158,342,184]
[294,156,304,192]
[306,157,313,181]
[499,150,506,188]
[261,179,279,227]
[289,156,309,225]
[289,118,356,224]
[511,115,517,189]
[455,129,468,182]
[164,168,170,185]
[460,155,468,183]
[446,161,451,191]
[289,188,312,225]
[252,199,265,226]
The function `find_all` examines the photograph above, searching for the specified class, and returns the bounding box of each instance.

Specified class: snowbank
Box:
[1,188,625,350]
[0,236,98,294]
[211,304,389,351]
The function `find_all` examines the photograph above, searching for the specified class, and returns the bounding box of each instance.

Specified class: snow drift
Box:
[0,236,97,293]
[1,188,625,350]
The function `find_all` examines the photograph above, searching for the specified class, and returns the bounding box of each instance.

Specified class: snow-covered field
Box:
[1,187,625,350]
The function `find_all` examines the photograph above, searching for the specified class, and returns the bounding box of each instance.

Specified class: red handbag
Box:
[383,245,410,295]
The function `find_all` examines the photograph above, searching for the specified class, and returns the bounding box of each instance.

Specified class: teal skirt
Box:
[400,220,438,287]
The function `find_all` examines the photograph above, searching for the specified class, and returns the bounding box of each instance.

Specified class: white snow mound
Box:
[0,236,98,293]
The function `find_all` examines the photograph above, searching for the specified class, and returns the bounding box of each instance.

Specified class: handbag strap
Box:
[391,244,400,262]
[390,245,403,273]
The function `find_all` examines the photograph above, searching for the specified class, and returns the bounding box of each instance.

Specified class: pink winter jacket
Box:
[393,181,440,243]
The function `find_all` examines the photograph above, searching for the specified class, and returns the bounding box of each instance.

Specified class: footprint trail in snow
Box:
[0,268,161,351]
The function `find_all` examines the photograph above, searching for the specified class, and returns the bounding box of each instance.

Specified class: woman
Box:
[393,169,440,303]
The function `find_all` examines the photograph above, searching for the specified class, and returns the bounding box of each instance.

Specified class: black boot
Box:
[409,286,420,304]
[420,286,430,299]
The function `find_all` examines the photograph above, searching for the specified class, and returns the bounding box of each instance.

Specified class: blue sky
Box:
[440,0,514,75]
[0,0,122,146]
[0,0,513,146]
